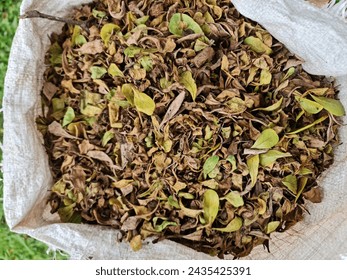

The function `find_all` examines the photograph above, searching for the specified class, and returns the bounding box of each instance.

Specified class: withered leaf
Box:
[169,13,204,37]
[100,23,120,45]
[76,40,103,55]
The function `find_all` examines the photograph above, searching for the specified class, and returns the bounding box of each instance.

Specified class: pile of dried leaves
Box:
[35,0,345,258]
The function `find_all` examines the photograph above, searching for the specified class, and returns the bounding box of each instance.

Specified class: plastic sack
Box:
[3,0,347,259]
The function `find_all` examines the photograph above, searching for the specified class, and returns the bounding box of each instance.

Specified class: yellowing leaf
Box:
[102,130,114,147]
[62,107,75,127]
[92,9,106,18]
[283,174,297,194]
[251,128,279,149]
[100,23,120,45]
[134,89,155,116]
[90,66,107,79]
[295,96,323,114]
[253,97,283,112]
[122,84,135,105]
[169,13,204,37]
[71,26,86,46]
[203,189,219,225]
[108,63,124,78]
[213,217,243,232]
[281,67,295,82]
[259,150,292,167]
[266,221,280,234]
[130,235,142,251]
[310,95,345,116]
[287,115,328,134]
[244,36,272,55]
[179,71,197,101]
[260,69,272,85]
[307,88,329,96]
[221,191,244,208]
[247,155,259,188]
[203,155,219,178]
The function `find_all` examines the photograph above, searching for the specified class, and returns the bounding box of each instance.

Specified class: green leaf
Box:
[295,96,323,114]
[247,155,259,188]
[92,9,106,18]
[283,174,297,194]
[135,15,149,25]
[179,71,197,101]
[178,192,195,199]
[226,155,237,171]
[266,221,280,234]
[49,42,62,66]
[310,95,345,116]
[124,46,142,57]
[254,97,283,112]
[259,150,292,167]
[102,130,114,147]
[62,107,75,127]
[134,89,155,116]
[260,69,272,85]
[251,128,279,149]
[90,66,107,79]
[213,217,243,232]
[203,189,219,225]
[203,155,220,178]
[295,177,308,203]
[281,67,295,82]
[244,36,272,55]
[100,23,120,45]
[140,56,153,72]
[108,63,124,78]
[287,115,328,134]
[169,13,204,37]
[71,25,86,46]
[221,191,244,208]
[168,195,180,209]
[122,84,135,105]
[153,217,177,232]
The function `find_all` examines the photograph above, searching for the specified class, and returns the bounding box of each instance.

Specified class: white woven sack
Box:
[3,0,347,259]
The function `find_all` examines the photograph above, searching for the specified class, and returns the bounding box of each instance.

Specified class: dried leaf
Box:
[253,97,283,112]
[130,235,142,252]
[160,91,185,128]
[260,69,272,85]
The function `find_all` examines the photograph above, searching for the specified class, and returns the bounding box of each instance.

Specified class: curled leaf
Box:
[169,13,204,37]
[244,36,272,55]
[100,23,120,45]
[247,155,259,188]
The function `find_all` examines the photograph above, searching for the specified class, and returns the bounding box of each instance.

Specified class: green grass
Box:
[0,0,67,260]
